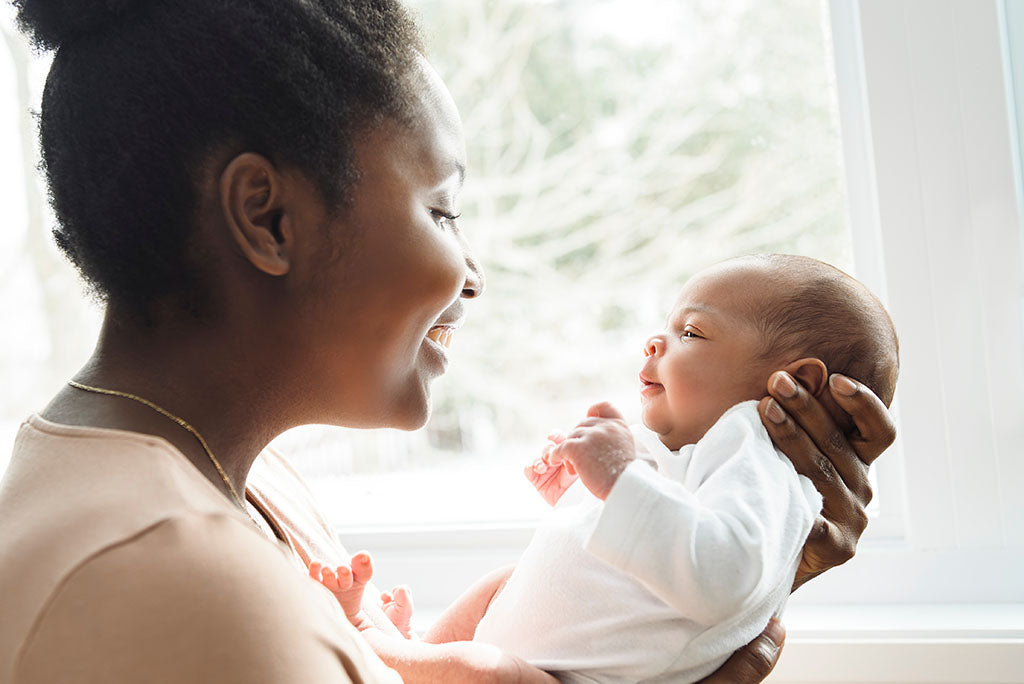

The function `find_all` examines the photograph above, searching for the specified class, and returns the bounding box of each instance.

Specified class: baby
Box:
[313,254,899,683]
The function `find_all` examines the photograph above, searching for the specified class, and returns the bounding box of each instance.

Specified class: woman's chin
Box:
[384,384,434,431]
[313,390,432,431]
[391,407,431,431]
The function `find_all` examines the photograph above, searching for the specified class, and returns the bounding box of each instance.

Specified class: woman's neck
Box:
[43,310,298,503]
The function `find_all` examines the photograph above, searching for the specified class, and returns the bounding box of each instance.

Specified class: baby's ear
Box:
[782,358,829,397]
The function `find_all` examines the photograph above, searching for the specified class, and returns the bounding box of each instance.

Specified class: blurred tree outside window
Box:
[0,0,855,528]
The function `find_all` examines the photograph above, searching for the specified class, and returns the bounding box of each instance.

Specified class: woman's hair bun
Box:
[14,0,154,51]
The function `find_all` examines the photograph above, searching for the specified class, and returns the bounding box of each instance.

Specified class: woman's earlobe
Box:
[783,357,829,397]
[220,153,291,277]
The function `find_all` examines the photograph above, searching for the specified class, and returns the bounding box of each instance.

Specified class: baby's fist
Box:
[547,402,635,500]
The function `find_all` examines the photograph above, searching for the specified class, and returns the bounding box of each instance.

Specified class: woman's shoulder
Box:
[14,510,398,683]
[0,413,256,608]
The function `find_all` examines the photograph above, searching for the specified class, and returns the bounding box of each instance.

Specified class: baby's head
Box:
[639,254,899,450]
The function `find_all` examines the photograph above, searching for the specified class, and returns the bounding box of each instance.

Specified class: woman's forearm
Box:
[364,628,557,684]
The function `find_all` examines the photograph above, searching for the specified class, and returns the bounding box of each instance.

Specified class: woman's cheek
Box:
[421,230,467,307]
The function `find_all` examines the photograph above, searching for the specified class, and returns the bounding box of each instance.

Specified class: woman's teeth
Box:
[426,327,455,348]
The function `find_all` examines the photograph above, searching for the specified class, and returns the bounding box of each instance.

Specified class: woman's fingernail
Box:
[765,398,787,424]
[772,372,798,398]
[765,617,786,646]
[830,374,858,396]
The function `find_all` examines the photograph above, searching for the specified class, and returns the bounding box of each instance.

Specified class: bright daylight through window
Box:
[275,0,858,529]
[0,0,857,529]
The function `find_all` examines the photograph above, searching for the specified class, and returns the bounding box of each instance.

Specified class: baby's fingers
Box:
[546,442,578,475]
[545,429,568,445]
[586,401,625,420]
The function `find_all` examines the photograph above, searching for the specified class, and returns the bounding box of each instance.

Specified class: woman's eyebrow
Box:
[448,159,466,190]
[434,159,465,193]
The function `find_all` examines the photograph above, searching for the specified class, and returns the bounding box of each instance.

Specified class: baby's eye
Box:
[681,328,704,340]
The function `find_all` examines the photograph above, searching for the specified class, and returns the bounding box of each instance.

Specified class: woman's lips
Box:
[425,326,455,348]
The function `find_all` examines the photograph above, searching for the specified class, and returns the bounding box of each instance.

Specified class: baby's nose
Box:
[644,335,665,357]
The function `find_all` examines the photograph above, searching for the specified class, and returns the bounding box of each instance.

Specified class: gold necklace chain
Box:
[67,380,248,511]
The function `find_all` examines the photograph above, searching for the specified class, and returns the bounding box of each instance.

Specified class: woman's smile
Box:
[423,318,463,371]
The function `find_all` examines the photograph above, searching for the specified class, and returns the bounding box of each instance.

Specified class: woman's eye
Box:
[430,208,461,229]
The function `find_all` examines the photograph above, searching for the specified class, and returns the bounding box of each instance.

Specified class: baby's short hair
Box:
[738,254,900,407]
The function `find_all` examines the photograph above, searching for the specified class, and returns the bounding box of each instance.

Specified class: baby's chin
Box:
[640,414,688,451]
[643,412,719,451]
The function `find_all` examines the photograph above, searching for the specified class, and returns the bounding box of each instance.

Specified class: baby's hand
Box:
[309,552,376,630]
[546,402,635,501]
[524,430,580,506]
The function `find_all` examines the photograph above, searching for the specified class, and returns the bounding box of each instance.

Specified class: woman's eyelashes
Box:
[429,207,461,230]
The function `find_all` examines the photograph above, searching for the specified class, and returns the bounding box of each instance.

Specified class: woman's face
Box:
[293,60,482,430]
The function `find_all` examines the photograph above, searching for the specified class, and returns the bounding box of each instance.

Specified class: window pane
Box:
[276,0,856,528]
[1003,0,1024,350]
[0,12,94,469]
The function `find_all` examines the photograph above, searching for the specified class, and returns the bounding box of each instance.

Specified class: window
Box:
[274,0,864,531]
[0,13,95,464]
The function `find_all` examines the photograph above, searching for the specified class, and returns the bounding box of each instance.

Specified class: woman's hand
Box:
[758,371,897,588]
[696,618,786,683]
[363,631,559,684]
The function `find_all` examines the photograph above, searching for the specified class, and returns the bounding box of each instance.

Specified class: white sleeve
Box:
[585,402,821,626]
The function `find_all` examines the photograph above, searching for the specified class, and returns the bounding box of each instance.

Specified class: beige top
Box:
[0,415,403,684]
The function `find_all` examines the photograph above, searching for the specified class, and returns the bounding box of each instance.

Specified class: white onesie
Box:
[473,401,822,683]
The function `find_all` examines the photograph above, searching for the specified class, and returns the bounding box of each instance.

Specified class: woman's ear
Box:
[782,357,829,397]
[219,153,292,276]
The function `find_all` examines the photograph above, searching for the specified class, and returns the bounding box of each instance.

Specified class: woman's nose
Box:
[454,226,485,299]
[461,252,485,299]
[644,335,665,357]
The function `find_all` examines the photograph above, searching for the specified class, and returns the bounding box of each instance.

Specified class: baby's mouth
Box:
[426,326,456,349]
[639,371,664,394]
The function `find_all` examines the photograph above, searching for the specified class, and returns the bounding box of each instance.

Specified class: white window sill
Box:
[771,604,1024,683]
[782,603,1024,641]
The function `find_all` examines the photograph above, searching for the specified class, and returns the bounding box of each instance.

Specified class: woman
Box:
[0,0,893,682]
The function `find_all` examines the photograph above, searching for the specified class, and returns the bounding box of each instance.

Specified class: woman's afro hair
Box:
[14,0,422,319]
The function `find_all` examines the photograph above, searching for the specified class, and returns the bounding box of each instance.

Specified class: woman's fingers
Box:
[696,618,785,683]
[795,515,865,587]
[761,372,873,507]
[758,393,858,507]
[759,370,885,586]
[827,374,897,466]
